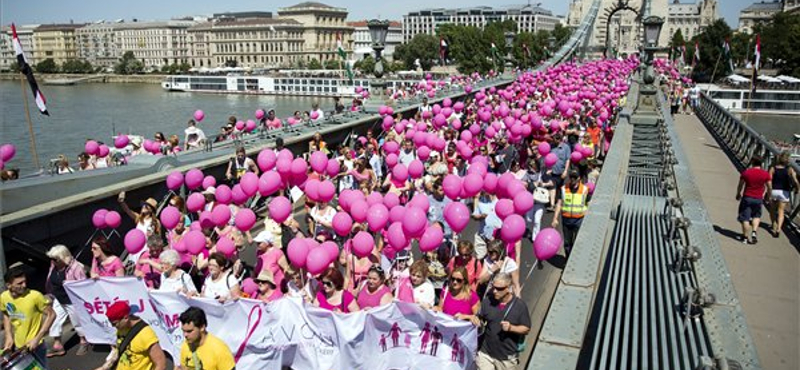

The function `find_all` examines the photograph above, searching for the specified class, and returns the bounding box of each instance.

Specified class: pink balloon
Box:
[310,151,328,173]
[385,153,398,168]
[240,172,259,197]
[317,181,335,203]
[241,278,258,297]
[444,202,470,233]
[383,192,400,209]
[310,111,320,120]
[166,171,184,191]
[255,109,265,120]
[159,206,180,230]
[383,141,400,154]
[268,196,292,223]
[495,199,515,220]
[350,200,369,223]
[534,228,563,260]
[544,153,558,168]
[257,149,277,172]
[193,110,205,121]
[245,120,256,132]
[184,230,206,255]
[211,204,231,227]
[407,193,430,213]
[216,236,236,258]
[392,164,408,182]
[173,240,187,254]
[287,239,310,268]
[92,209,108,229]
[84,140,99,155]
[367,204,390,232]
[305,247,329,275]
[538,142,551,156]
[185,169,204,190]
[483,173,498,194]
[586,181,596,194]
[408,160,424,179]
[326,159,341,177]
[124,229,147,255]
[570,151,583,163]
[352,232,374,258]
[417,146,431,161]
[462,173,484,198]
[291,158,308,177]
[442,175,462,200]
[366,192,384,207]
[387,222,407,249]
[98,145,110,158]
[202,176,216,190]
[402,207,427,236]
[321,241,340,264]
[231,184,249,205]
[332,212,353,236]
[114,136,129,149]
[500,214,526,243]
[389,205,406,224]
[258,171,282,196]
[514,191,535,214]
[186,192,206,213]
[419,226,444,253]
[215,185,232,204]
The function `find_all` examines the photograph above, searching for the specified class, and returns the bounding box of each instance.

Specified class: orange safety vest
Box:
[561,183,588,219]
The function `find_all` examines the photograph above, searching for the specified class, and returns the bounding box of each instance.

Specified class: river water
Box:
[1,81,326,173]
[2,81,798,174]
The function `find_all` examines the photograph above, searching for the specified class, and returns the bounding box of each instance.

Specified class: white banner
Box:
[65,278,477,370]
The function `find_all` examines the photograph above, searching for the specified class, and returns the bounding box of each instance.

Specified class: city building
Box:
[188,16,306,69]
[402,5,563,43]
[76,22,121,69]
[0,24,39,71]
[33,23,84,65]
[785,0,800,12]
[666,0,720,40]
[738,1,783,34]
[277,2,354,63]
[347,20,402,60]
[115,20,194,69]
[567,0,670,56]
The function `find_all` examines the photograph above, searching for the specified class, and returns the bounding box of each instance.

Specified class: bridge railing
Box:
[695,92,800,228]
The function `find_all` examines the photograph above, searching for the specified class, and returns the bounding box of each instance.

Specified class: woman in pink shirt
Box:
[254,270,283,303]
[89,236,124,278]
[314,267,359,313]
[253,231,289,289]
[437,266,479,321]
[134,235,164,289]
[356,266,393,310]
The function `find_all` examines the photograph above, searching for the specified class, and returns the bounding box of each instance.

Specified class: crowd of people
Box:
[1,57,637,370]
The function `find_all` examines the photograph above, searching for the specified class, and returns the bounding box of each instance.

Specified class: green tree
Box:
[756,12,800,76]
[61,59,93,73]
[324,59,341,70]
[307,58,322,70]
[353,55,375,75]
[730,32,752,69]
[114,51,145,74]
[393,34,439,71]
[35,58,58,73]
[688,19,733,82]
[669,29,685,60]
[551,23,572,49]
[438,24,493,74]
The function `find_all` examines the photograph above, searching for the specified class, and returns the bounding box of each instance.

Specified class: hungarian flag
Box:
[491,42,498,59]
[522,43,531,59]
[336,33,346,60]
[751,34,761,94]
[722,39,734,72]
[439,38,448,65]
[12,23,48,116]
[693,41,700,67]
[680,44,686,66]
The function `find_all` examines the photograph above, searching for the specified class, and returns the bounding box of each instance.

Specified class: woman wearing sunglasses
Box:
[356,265,393,310]
[436,266,480,321]
[314,267,359,313]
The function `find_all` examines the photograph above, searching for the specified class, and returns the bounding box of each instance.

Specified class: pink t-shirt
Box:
[135,254,162,288]
[317,290,355,313]
[255,248,286,289]
[357,285,391,309]
[441,290,479,317]
[255,288,283,302]
[91,257,124,277]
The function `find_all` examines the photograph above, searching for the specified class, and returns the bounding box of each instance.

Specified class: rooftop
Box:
[278,2,347,13]
[189,17,302,31]
[742,1,783,11]
[35,24,86,32]
[347,20,402,28]
[407,4,555,17]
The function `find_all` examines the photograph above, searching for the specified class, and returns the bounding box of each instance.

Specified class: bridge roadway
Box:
[673,112,799,369]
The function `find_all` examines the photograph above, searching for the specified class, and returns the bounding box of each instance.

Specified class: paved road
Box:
[36,203,566,370]
[674,113,800,369]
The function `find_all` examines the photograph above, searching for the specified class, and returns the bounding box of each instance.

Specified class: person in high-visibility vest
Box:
[551,170,590,257]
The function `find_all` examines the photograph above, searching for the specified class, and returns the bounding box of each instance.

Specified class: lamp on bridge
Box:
[636,15,664,116]
[366,19,390,112]
[504,31,516,74]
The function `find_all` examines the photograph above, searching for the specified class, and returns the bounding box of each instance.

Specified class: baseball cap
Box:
[253,230,274,244]
[106,301,130,323]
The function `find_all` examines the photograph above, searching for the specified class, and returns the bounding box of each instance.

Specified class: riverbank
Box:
[0,72,164,84]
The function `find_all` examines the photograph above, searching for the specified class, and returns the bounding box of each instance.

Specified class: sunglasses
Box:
[256,280,270,286]
[451,277,465,284]
[322,280,334,288]
[493,285,509,291]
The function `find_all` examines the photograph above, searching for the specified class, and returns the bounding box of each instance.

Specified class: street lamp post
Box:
[504,31,515,75]
[366,19,390,111]
[547,36,556,60]
[636,15,664,115]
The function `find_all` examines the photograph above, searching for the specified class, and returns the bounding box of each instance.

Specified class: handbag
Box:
[533,187,550,204]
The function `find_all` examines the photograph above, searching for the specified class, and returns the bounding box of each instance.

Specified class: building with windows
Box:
[402,5,563,43]
[347,20,402,60]
[0,24,38,71]
[277,2,353,64]
[738,1,783,34]
[76,22,121,69]
[115,20,194,69]
[33,24,84,65]
[666,0,719,41]
[567,0,670,56]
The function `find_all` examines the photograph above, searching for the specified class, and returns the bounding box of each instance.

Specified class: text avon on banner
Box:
[64,277,478,370]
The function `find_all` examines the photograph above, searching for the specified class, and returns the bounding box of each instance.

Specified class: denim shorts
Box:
[771,190,791,203]
[737,197,763,222]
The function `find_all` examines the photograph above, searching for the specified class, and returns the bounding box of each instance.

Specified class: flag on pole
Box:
[336,33,346,60]
[680,44,686,66]
[722,39,734,72]
[522,43,531,59]
[693,41,700,67]
[439,38,448,65]
[12,23,48,116]
[751,34,761,94]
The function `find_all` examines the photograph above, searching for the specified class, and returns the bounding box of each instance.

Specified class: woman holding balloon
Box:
[118,192,161,264]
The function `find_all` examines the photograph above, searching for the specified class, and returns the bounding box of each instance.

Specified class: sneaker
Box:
[751,231,758,244]
[76,343,91,356]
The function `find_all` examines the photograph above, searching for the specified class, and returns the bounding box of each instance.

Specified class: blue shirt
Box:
[473,197,502,238]
[552,142,572,176]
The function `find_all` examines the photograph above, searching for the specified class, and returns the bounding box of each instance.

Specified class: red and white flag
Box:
[12,23,48,115]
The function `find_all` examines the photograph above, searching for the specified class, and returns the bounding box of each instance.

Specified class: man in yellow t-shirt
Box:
[178,307,235,370]
[1,267,55,365]
[105,301,166,370]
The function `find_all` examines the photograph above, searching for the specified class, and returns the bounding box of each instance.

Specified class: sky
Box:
[1,0,753,29]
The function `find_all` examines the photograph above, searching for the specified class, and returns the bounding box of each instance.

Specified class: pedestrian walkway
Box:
[674,113,799,369]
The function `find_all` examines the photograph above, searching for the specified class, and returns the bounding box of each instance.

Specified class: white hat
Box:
[253,230,274,244]
[202,186,216,195]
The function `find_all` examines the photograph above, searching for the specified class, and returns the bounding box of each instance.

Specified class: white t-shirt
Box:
[202,272,238,299]
[312,109,325,121]
[413,280,436,307]
[483,257,518,276]
[159,271,197,294]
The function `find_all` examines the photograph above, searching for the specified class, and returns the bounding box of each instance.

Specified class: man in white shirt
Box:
[184,120,206,150]
[311,102,324,122]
